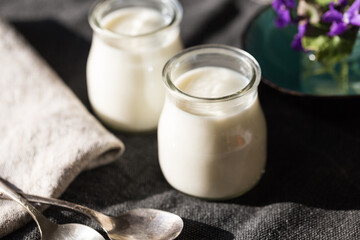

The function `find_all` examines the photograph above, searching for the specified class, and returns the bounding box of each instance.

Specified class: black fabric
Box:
[1,0,360,239]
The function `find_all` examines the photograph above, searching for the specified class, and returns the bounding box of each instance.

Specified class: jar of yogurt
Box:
[158,45,267,200]
[87,0,183,132]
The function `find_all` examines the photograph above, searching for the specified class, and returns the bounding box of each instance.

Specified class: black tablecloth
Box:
[1,0,360,239]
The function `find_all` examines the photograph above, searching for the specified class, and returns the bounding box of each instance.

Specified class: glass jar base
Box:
[164,173,264,201]
[91,106,157,133]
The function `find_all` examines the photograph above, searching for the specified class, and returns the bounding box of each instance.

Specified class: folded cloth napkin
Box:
[0,20,125,237]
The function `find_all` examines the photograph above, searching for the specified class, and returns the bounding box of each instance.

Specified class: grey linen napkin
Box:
[0,20,125,237]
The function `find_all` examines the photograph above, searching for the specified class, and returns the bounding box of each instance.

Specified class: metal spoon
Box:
[0,179,105,240]
[7,192,184,240]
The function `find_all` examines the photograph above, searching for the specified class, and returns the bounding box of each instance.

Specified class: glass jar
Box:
[158,45,267,200]
[87,0,183,132]
[300,31,360,95]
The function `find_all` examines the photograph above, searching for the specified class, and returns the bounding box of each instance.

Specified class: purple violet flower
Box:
[322,0,360,36]
[344,0,360,26]
[322,2,343,23]
[291,22,307,51]
[339,0,349,8]
[272,0,296,28]
[329,21,348,36]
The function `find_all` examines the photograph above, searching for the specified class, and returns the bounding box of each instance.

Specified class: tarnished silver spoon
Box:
[9,192,183,240]
[0,179,105,240]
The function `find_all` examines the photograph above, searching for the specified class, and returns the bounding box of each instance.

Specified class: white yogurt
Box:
[87,4,183,132]
[158,66,267,199]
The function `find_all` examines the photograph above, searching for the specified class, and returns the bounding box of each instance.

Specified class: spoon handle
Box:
[21,192,108,225]
[0,189,112,231]
[0,179,51,230]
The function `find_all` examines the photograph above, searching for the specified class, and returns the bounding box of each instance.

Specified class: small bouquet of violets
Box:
[272,0,360,64]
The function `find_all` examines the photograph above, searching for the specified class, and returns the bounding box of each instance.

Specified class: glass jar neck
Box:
[166,89,258,116]
[89,0,182,40]
[162,45,261,115]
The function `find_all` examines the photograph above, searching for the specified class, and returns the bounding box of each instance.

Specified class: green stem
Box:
[335,61,349,94]
[325,61,349,94]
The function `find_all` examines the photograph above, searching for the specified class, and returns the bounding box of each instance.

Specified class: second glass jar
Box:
[87,0,183,132]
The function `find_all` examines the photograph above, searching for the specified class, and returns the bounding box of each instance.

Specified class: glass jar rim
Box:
[88,0,183,39]
[162,44,262,102]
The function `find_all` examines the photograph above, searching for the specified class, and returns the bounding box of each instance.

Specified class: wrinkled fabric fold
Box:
[0,20,125,237]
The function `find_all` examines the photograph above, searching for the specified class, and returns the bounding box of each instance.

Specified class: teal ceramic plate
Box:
[242,6,360,98]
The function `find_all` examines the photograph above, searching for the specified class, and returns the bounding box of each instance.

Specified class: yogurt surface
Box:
[176,67,248,98]
[103,8,170,36]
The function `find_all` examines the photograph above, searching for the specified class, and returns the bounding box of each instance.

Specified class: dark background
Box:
[1,0,360,239]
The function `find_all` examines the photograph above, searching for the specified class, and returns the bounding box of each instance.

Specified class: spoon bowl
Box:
[105,208,183,240]
[42,223,105,240]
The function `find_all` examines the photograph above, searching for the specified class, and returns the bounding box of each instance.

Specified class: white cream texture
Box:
[87,7,182,132]
[158,67,267,199]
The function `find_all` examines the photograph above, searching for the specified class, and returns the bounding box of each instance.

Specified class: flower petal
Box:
[344,0,360,26]
[328,21,347,36]
[291,22,307,51]
[347,0,360,16]
[322,2,343,23]
[338,0,349,8]
[272,0,283,12]
[350,14,360,26]
[284,0,296,9]
[275,9,292,28]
